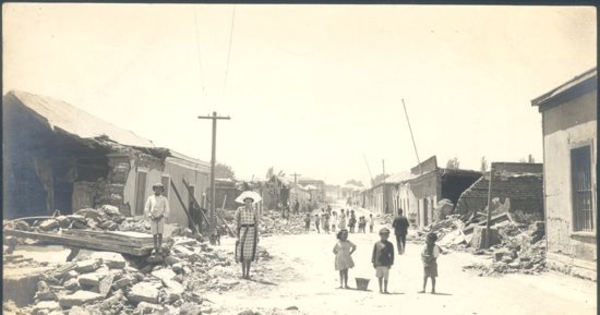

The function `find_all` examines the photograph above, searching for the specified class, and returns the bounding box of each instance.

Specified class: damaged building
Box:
[532,67,597,280]
[403,156,482,227]
[454,162,544,220]
[3,90,210,228]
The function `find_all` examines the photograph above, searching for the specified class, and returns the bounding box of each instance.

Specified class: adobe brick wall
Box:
[454,173,543,217]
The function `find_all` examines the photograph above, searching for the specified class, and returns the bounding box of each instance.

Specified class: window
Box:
[161,175,170,199]
[571,145,594,232]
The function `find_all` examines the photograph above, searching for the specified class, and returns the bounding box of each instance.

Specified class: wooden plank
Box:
[4,229,153,256]
[182,179,211,226]
[170,181,200,235]
[182,179,236,236]
[61,230,153,246]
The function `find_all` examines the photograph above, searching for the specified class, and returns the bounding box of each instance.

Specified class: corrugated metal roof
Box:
[384,172,414,183]
[166,149,210,172]
[532,67,597,107]
[7,90,155,148]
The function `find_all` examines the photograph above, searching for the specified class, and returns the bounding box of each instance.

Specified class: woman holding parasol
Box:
[234,191,262,279]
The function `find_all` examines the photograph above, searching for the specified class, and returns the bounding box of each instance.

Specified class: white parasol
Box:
[235,191,263,204]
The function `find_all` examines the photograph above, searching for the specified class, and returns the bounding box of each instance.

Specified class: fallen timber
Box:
[4,229,154,258]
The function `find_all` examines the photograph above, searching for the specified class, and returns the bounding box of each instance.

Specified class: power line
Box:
[192,7,206,95]
[223,5,236,95]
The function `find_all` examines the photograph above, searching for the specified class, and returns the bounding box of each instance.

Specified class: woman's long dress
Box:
[235,206,259,262]
[338,213,347,230]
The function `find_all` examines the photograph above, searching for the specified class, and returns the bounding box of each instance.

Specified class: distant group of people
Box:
[332,209,443,294]
[304,206,376,234]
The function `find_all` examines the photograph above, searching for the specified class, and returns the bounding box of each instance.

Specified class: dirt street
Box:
[205,216,596,315]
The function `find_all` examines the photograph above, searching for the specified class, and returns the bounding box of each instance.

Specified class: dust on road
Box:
[205,219,596,315]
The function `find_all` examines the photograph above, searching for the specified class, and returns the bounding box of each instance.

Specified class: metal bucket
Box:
[355,278,370,291]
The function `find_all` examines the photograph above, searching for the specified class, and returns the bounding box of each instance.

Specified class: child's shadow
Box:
[432,292,452,296]
[247,278,278,286]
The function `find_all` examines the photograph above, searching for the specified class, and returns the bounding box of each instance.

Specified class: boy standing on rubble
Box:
[145,182,170,254]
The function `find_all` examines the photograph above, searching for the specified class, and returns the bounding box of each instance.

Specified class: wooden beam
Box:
[182,179,236,237]
[3,229,153,256]
[170,181,200,235]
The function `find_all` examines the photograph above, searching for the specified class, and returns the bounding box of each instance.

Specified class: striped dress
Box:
[235,206,259,262]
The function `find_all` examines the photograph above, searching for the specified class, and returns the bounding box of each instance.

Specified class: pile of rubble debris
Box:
[258,211,309,236]
[219,209,309,236]
[415,199,547,276]
[3,228,274,315]
[3,206,151,235]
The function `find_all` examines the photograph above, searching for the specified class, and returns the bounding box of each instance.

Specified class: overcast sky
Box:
[3,4,597,186]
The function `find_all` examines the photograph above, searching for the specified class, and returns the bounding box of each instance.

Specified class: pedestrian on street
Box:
[145,183,170,254]
[234,192,261,280]
[338,209,347,231]
[358,216,366,233]
[323,213,330,233]
[294,200,300,215]
[369,214,375,233]
[392,209,410,254]
[348,213,357,233]
[333,229,356,289]
[315,214,321,233]
[304,213,311,232]
[420,232,442,294]
[372,228,394,294]
[331,211,337,232]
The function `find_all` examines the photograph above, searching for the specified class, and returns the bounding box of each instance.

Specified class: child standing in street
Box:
[315,214,321,233]
[304,213,311,232]
[331,211,337,232]
[372,228,394,294]
[348,213,357,233]
[323,213,330,233]
[420,233,442,294]
[369,214,374,233]
[333,229,356,289]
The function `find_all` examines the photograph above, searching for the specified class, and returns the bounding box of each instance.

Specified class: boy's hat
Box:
[426,232,438,242]
[379,227,391,235]
[152,182,164,190]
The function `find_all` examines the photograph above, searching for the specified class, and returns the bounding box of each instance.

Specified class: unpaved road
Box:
[206,219,596,315]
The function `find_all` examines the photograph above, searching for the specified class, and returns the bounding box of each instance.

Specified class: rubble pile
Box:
[3,206,133,235]
[3,232,268,315]
[462,221,547,276]
[259,211,308,236]
[378,214,394,225]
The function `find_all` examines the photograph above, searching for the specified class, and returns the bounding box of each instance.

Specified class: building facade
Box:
[532,67,597,280]
[3,90,210,228]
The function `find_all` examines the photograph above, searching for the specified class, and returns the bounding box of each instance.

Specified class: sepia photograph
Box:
[2,3,597,315]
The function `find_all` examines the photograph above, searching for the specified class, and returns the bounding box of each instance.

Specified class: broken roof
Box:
[384,172,414,183]
[531,67,597,109]
[5,90,211,168]
[7,90,155,148]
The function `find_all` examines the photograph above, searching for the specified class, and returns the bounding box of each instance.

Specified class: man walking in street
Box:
[392,209,409,255]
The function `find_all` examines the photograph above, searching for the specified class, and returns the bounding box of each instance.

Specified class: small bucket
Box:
[355,278,370,291]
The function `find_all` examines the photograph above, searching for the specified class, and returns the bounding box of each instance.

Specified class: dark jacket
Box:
[372,240,395,267]
[392,215,410,235]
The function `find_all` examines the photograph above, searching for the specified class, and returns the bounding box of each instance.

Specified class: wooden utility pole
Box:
[485,164,495,248]
[198,112,230,233]
[402,99,423,176]
[382,159,387,213]
[291,172,301,203]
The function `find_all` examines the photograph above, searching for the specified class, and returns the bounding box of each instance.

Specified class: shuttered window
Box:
[571,145,594,232]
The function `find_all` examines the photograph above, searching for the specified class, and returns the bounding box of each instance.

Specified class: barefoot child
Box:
[304,213,311,232]
[144,183,170,254]
[372,228,394,293]
[420,233,442,294]
[333,229,356,289]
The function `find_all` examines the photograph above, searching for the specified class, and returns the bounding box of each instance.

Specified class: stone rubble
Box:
[3,228,272,315]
